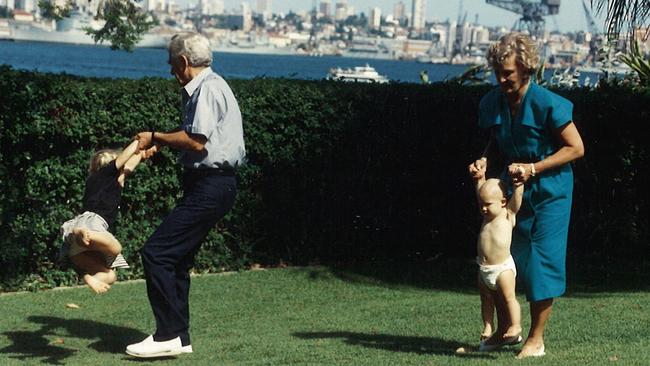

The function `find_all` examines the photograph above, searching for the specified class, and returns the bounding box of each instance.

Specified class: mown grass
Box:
[1,266,648,365]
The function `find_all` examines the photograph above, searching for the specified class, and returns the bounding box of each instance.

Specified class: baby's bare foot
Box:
[503,325,522,339]
[72,228,91,246]
[83,275,110,294]
[481,324,493,340]
[480,331,492,341]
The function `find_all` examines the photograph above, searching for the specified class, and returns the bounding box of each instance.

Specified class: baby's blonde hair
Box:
[88,149,119,175]
[480,178,506,200]
[487,32,540,75]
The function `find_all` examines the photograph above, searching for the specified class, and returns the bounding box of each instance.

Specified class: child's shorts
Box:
[58,211,129,269]
[478,255,516,291]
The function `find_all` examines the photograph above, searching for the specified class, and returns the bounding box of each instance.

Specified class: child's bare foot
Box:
[503,325,522,339]
[83,274,110,294]
[72,228,91,246]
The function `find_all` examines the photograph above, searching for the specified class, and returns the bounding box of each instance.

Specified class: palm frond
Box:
[590,0,650,44]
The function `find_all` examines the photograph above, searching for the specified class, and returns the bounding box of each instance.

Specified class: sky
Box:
[208,0,608,33]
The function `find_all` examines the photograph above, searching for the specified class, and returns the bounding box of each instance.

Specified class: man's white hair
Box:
[168,32,213,67]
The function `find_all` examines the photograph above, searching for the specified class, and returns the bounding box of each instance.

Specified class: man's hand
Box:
[135,131,154,150]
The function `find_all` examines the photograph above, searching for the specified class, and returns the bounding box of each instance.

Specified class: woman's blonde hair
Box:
[487,32,540,75]
[89,149,119,174]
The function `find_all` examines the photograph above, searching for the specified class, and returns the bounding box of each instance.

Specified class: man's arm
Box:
[136,129,206,152]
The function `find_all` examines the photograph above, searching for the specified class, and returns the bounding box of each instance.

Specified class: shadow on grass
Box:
[0,316,147,365]
[293,331,499,359]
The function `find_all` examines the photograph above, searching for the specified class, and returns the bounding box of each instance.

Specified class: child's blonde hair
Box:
[89,149,120,174]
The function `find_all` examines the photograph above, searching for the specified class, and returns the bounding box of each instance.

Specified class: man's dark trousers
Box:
[142,170,236,346]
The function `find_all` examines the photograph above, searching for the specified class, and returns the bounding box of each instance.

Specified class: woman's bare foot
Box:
[516,338,545,359]
[72,228,91,246]
[83,274,111,294]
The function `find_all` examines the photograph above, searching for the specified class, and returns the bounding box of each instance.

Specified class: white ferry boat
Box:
[326,64,389,83]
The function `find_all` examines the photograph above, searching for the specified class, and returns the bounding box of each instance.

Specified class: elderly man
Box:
[126,32,245,358]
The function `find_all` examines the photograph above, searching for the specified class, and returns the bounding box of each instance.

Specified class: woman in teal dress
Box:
[468,33,584,358]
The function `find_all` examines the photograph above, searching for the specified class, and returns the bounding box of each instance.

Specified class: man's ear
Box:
[501,197,507,207]
[179,55,190,68]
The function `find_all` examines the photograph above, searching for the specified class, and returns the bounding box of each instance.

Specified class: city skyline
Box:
[204,0,607,33]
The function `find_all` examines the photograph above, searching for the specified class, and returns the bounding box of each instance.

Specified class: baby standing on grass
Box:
[59,139,152,293]
[473,158,524,351]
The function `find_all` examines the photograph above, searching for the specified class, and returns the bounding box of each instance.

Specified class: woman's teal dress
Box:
[479,82,574,302]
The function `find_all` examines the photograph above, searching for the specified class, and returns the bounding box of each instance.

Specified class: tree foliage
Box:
[37,0,71,21]
[87,0,157,51]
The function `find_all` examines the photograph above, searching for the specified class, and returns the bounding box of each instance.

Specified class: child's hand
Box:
[468,157,487,180]
[508,164,527,185]
[141,144,159,160]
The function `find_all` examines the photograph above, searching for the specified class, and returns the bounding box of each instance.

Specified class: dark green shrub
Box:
[1,65,648,291]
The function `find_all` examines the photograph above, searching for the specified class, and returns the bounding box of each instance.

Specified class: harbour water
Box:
[0,40,471,82]
[0,40,599,85]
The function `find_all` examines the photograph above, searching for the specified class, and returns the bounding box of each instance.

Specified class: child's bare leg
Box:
[478,274,495,340]
[70,251,114,294]
[496,270,521,338]
[71,227,122,256]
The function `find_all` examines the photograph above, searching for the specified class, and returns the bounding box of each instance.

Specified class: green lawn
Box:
[0,266,648,365]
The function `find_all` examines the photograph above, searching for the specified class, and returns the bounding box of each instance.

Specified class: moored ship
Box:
[8,11,169,48]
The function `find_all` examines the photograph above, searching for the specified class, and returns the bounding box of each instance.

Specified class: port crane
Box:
[485,0,561,38]
[581,0,602,65]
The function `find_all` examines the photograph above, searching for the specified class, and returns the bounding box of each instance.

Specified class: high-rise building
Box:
[410,0,425,30]
[370,7,381,29]
[256,0,271,14]
[319,0,331,18]
[200,0,224,16]
[393,1,406,25]
[335,1,347,21]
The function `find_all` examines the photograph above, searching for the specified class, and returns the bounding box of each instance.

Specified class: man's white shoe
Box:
[126,335,183,358]
[181,345,193,353]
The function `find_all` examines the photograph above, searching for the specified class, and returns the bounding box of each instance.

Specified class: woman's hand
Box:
[508,163,533,184]
[468,157,487,180]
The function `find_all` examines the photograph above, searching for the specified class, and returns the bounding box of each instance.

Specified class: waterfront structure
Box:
[145,0,166,12]
[1,0,15,11]
[410,0,425,31]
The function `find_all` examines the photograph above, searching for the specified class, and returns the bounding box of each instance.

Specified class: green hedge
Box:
[1,65,648,291]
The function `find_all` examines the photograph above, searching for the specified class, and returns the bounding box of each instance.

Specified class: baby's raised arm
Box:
[507,181,524,216]
[472,157,487,196]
